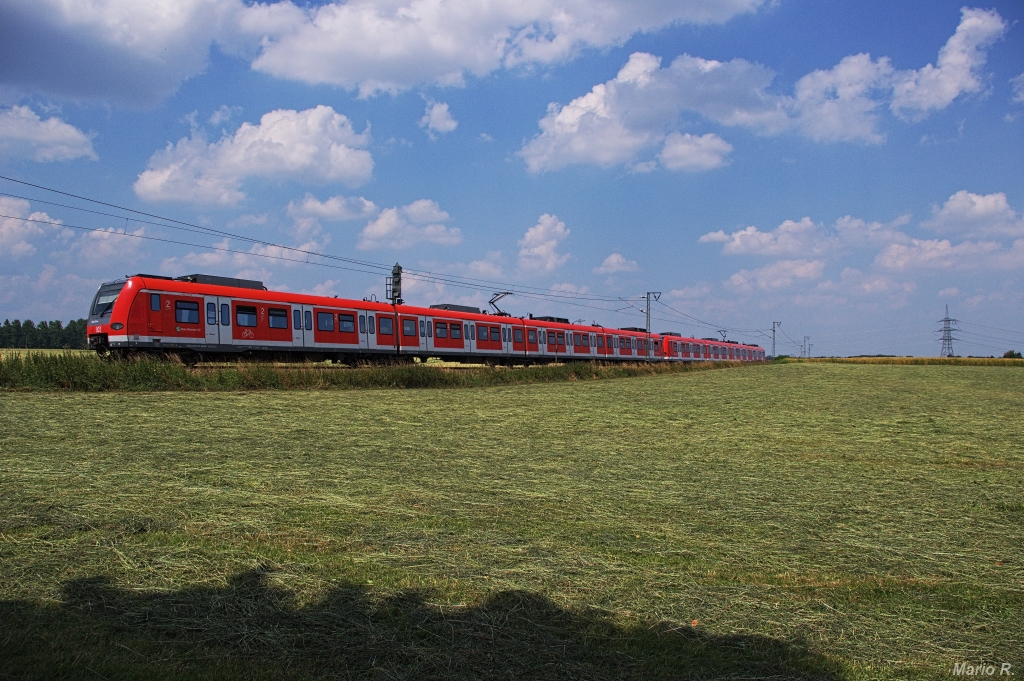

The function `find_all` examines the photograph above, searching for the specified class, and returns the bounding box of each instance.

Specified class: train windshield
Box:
[90,282,125,318]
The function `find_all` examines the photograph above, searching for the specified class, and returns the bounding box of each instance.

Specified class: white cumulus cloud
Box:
[0,197,62,258]
[791,53,895,144]
[727,259,826,292]
[1012,73,1024,104]
[875,238,1001,271]
[287,194,378,221]
[838,268,916,296]
[134,105,372,205]
[357,199,461,250]
[0,106,96,162]
[890,7,1008,120]
[700,217,826,256]
[922,190,1024,238]
[238,0,766,97]
[419,100,458,138]
[518,214,569,272]
[0,0,240,104]
[520,8,1008,168]
[658,132,732,171]
[594,252,638,274]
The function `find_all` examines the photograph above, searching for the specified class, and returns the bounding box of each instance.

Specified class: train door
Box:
[357,311,370,350]
[215,297,231,348]
[203,296,220,345]
[148,291,163,335]
[302,305,315,348]
[292,304,315,348]
[421,318,432,353]
[290,306,303,348]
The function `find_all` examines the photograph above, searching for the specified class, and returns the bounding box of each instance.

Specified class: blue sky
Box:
[1,0,1022,356]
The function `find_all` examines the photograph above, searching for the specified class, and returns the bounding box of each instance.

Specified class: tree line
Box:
[0,319,88,349]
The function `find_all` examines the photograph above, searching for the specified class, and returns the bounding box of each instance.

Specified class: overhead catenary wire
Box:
[0,175,645,305]
[0,174,778,343]
[4,212,663,325]
[5,211,773,341]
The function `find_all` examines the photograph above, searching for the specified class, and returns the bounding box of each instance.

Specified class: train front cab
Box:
[87,278,131,353]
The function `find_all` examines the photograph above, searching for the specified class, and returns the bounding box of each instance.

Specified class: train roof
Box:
[124,274,763,349]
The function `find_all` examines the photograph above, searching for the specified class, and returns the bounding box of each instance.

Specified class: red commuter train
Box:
[86,273,765,363]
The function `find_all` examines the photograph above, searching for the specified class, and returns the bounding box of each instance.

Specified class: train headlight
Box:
[111,322,124,330]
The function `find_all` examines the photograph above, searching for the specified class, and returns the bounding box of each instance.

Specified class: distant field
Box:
[1,363,1021,680]
[785,356,1024,366]
[0,348,91,357]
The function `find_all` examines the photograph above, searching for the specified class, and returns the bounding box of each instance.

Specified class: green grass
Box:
[1,363,1022,679]
[784,356,1024,366]
[0,351,743,391]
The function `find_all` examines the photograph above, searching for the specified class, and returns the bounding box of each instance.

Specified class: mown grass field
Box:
[1,363,1022,680]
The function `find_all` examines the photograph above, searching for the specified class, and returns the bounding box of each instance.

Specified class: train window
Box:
[427,321,432,337]
[90,286,122,318]
[175,300,200,324]
[596,336,604,348]
[502,327,508,342]
[514,328,523,343]
[450,323,461,339]
[436,322,448,338]
[368,315,375,334]
[379,316,393,335]
[420,320,426,337]
[317,312,334,332]
[571,333,579,346]
[207,302,217,325]
[359,314,366,334]
[221,304,230,326]
[583,334,590,347]
[150,293,161,312]
[476,324,485,340]
[269,308,289,329]
[490,327,500,342]
[236,305,258,327]
[339,314,355,333]
[547,331,555,345]
[304,310,312,331]
[469,324,475,341]
[403,319,416,336]
[294,309,301,330]
[557,332,565,346]
[527,329,536,344]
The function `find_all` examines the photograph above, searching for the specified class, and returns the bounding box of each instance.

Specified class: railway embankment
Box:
[0,351,748,391]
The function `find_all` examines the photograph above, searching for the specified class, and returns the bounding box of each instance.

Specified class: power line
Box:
[0,175,645,305]
[958,321,1024,338]
[0,174,779,339]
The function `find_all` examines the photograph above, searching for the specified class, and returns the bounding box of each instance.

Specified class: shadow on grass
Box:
[1,569,844,680]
